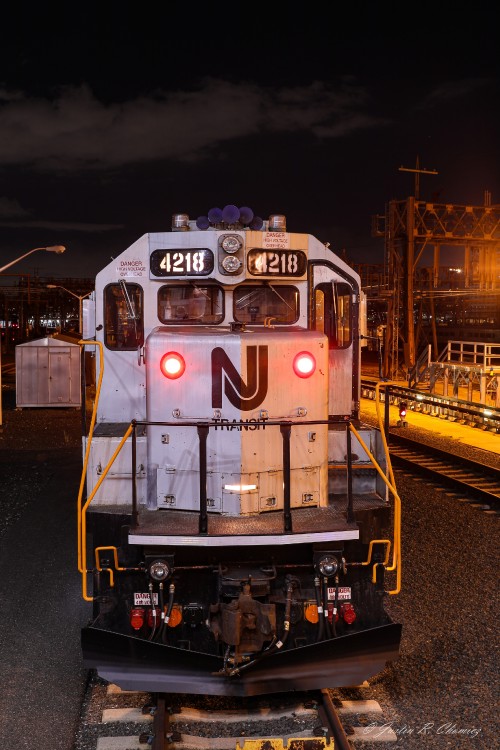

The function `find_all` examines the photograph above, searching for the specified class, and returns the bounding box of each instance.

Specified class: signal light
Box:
[399,401,407,418]
[167,604,183,628]
[293,351,316,378]
[160,352,186,379]
[340,602,356,625]
[304,602,319,624]
[130,608,145,630]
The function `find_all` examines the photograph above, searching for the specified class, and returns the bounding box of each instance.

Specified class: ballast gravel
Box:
[0,394,498,749]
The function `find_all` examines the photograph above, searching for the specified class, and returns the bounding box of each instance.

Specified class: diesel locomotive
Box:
[78,205,402,696]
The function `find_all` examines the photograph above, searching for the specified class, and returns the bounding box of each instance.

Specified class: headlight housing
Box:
[148,559,171,582]
[315,554,339,578]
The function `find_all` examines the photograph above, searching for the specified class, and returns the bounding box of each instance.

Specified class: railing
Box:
[407,341,500,404]
[361,377,500,432]
[128,417,357,534]
[80,413,401,600]
[442,340,500,368]
[78,338,401,600]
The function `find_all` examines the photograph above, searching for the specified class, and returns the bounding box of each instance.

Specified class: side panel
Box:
[86,436,147,505]
[96,350,146,422]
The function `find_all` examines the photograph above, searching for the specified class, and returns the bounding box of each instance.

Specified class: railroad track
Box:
[75,674,399,749]
[387,433,500,514]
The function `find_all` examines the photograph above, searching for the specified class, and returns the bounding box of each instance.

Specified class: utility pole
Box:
[398,156,438,200]
[388,158,439,375]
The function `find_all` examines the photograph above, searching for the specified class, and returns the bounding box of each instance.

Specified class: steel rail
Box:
[139,689,354,749]
[387,433,500,512]
[318,688,353,750]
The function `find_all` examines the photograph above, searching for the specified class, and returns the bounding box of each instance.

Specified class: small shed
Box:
[15,334,81,407]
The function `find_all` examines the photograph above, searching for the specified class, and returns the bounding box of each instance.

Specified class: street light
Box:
[46,284,92,335]
[0,245,66,273]
[0,245,66,426]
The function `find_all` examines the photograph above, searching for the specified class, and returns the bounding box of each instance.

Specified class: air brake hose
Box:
[161,583,175,643]
[314,576,325,642]
[331,575,339,638]
[280,581,293,648]
[156,582,165,642]
[322,577,332,639]
[148,583,157,641]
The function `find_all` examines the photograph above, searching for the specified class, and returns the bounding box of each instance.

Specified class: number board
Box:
[150,248,214,277]
[247,249,307,277]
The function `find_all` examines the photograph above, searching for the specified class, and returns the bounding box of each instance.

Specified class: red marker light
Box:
[130,608,145,630]
[293,351,316,378]
[340,602,356,625]
[160,352,186,379]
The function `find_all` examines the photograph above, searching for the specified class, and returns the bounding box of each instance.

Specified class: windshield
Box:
[158,284,224,324]
[233,285,299,324]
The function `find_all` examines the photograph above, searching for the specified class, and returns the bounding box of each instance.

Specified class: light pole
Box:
[46,284,92,335]
[0,245,66,426]
[0,244,66,273]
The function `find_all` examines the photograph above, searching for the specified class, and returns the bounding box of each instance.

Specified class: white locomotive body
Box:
[79,206,401,696]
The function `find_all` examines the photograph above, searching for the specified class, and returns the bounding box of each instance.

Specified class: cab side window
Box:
[104,283,144,350]
[314,282,352,349]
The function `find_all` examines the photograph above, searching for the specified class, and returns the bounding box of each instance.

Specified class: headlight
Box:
[221,255,242,273]
[316,554,338,578]
[149,560,171,581]
[221,234,242,253]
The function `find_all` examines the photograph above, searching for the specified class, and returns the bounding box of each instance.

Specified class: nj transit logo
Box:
[212,346,268,410]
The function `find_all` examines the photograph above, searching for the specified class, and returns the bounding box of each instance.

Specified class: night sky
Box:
[1,4,498,281]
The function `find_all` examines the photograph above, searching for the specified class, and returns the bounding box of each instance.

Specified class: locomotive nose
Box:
[145,326,328,515]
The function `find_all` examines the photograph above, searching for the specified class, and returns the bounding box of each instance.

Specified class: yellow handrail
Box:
[348,380,403,595]
[76,340,134,601]
[79,424,133,600]
[94,545,131,587]
[375,380,402,594]
[77,340,103,574]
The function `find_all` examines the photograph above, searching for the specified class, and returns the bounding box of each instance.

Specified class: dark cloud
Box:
[418,76,494,108]
[0,8,498,279]
[0,79,390,172]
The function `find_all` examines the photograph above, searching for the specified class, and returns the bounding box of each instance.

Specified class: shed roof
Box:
[16,333,80,348]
